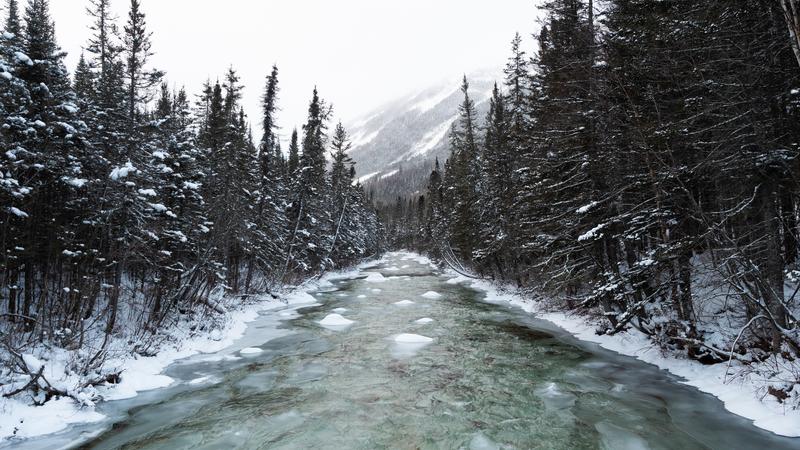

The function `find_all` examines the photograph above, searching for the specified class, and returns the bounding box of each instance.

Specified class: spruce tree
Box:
[287,127,300,175]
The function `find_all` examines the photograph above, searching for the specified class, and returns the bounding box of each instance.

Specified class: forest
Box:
[0,0,382,402]
[382,0,800,402]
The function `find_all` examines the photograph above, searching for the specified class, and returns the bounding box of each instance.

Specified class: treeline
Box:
[0,0,382,383]
[384,0,800,368]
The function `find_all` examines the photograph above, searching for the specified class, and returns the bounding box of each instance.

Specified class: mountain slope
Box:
[346,71,499,204]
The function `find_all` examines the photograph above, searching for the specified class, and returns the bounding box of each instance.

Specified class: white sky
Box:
[47,0,541,142]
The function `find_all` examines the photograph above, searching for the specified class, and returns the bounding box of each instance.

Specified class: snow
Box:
[14,51,33,66]
[421,291,442,299]
[137,188,157,197]
[318,314,354,328]
[394,333,433,344]
[65,178,88,188]
[60,103,79,114]
[364,272,387,283]
[576,201,599,214]
[284,291,318,305]
[332,308,348,313]
[0,397,104,439]
[149,203,167,212]
[380,169,399,180]
[349,127,382,148]
[415,318,435,324]
[357,171,380,184]
[394,300,416,306]
[188,376,214,385]
[22,354,44,373]
[371,288,382,293]
[8,207,28,218]
[151,151,168,160]
[240,347,263,355]
[407,117,456,159]
[446,275,471,285]
[409,86,457,113]
[109,162,137,180]
[0,71,11,81]
[578,223,606,242]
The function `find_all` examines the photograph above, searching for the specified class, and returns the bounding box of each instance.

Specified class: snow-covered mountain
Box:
[346,71,500,203]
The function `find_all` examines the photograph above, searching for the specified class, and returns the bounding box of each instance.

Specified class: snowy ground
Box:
[442,269,800,438]
[0,260,375,442]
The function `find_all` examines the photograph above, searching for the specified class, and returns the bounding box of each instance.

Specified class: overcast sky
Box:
[48,0,541,142]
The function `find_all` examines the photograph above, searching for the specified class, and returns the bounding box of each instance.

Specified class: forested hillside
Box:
[383,0,800,403]
[0,0,382,401]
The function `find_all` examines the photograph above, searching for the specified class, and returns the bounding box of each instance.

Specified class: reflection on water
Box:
[20,253,800,449]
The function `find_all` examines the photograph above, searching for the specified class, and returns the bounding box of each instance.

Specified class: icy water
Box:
[18,253,800,449]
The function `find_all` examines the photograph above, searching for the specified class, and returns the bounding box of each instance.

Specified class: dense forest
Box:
[0,0,382,400]
[382,0,800,398]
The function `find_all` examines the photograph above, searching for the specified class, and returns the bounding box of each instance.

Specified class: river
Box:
[16,252,800,449]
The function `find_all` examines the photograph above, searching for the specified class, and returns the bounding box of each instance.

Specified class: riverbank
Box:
[0,262,370,442]
[442,269,800,438]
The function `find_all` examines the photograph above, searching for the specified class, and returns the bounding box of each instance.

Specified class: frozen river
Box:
[17,253,800,449]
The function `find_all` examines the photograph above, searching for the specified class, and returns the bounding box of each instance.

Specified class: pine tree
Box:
[475,83,512,277]
[259,64,279,182]
[287,127,300,175]
[446,76,481,261]
[4,0,20,36]
[122,0,162,128]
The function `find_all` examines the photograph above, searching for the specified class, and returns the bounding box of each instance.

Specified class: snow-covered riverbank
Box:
[0,262,369,442]
[443,270,800,438]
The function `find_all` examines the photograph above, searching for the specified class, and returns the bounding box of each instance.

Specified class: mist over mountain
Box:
[346,71,500,204]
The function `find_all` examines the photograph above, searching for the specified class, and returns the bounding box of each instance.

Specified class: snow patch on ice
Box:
[421,291,442,299]
[240,347,263,355]
[364,272,387,283]
[394,333,433,344]
[415,318,435,324]
[394,300,416,306]
[318,314,354,329]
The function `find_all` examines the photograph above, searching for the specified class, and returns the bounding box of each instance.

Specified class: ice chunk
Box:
[394,334,433,344]
[332,308,348,313]
[595,422,651,450]
[364,273,387,283]
[371,288,382,293]
[240,347,263,355]
[394,300,415,306]
[285,291,317,305]
[421,291,442,299]
[188,376,213,385]
[415,318,434,324]
[357,294,367,299]
[469,433,500,450]
[319,314,354,327]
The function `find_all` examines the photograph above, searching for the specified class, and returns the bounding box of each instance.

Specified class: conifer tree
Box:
[287,127,300,175]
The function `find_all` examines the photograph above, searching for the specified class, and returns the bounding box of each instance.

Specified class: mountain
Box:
[346,71,500,205]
